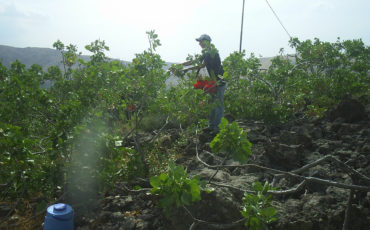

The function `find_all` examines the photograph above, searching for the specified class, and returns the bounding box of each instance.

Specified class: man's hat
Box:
[196,34,211,42]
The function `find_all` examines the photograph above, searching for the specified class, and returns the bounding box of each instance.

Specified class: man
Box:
[181,34,227,133]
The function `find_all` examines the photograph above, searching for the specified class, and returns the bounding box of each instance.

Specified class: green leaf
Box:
[241,181,277,229]
[262,181,270,194]
[133,185,142,190]
[159,193,175,210]
[252,181,263,191]
[180,192,192,206]
[250,216,260,225]
[159,173,169,182]
[261,207,277,217]
[150,176,161,188]
[189,180,201,201]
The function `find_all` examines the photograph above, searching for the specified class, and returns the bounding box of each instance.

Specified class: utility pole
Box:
[239,0,246,53]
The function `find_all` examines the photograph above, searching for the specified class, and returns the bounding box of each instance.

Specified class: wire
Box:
[265,0,292,39]
[239,0,246,53]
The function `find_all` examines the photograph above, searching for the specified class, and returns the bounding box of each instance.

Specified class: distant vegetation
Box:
[0,31,369,225]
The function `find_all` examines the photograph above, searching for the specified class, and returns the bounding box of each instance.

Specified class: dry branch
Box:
[342,189,353,230]
[183,206,245,230]
[116,183,151,194]
[149,115,169,143]
[195,139,370,192]
[210,180,307,196]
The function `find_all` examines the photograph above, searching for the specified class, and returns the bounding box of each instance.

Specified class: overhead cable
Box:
[239,0,246,53]
[265,0,292,39]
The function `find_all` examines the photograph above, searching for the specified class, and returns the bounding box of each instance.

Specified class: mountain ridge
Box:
[0,44,129,70]
[0,44,277,70]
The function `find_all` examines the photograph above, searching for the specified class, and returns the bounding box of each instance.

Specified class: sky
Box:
[0,0,369,63]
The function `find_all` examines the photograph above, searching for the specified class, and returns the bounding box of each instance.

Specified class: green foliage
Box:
[0,60,61,200]
[0,33,368,217]
[150,161,209,215]
[168,63,186,79]
[53,40,80,78]
[287,37,370,115]
[85,39,109,64]
[223,38,369,122]
[0,123,53,199]
[139,113,169,132]
[155,81,212,128]
[223,50,261,81]
[0,31,170,201]
[223,52,290,123]
[146,30,161,53]
[210,118,252,163]
[241,181,277,230]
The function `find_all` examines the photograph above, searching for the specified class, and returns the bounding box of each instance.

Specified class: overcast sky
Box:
[0,0,369,63]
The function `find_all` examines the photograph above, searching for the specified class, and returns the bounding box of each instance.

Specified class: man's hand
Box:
[183,66,198,73]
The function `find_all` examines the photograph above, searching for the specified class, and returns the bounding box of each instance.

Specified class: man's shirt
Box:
[201,52,224,81]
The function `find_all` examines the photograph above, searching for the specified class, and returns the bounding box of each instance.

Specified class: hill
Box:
[0,44,130,70]
[0,44,279,71]
[0,45,70,70]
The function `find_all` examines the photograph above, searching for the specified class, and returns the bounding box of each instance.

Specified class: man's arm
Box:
[181,60,193,66]
[183,62,206,72]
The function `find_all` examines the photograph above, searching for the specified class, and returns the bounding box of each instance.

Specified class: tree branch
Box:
[115,183,151,194]
[183,206,245,230]
[30,136,50,155]
[328,156,370,185]
[196,139,370,192]
[149,115,169,143]
[210,180,307,196]
[208,154,229,184]
[342,189,353,230]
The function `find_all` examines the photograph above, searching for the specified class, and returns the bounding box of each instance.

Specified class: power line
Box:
[265,0,292,39]
[239,0,246,53]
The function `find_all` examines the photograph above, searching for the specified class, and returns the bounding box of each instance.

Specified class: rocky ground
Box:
[2,97,368,230]
[66,96,370,230]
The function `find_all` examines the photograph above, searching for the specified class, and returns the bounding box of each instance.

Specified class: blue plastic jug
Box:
[43,203,74,230]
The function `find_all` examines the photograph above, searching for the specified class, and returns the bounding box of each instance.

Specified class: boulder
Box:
[0,204,11,217]
[168,187,243,230]
[329,95,366,123]
[264,143,304,170]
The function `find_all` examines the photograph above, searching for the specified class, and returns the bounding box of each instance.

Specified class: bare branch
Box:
[342,189,353,230]
[210,180,307,196]
[291,155,332,174]
[209,182,253,193]
[115,183,151,194]
[305,176,370,192]
[189,222,198,230]
[269,180,307,196]
[149,115,169,143]
[208,154,229,184]
[328,156,370,185]
[287,155,370,185]
[183,206,245,230]
[196,141,370,192]
[30,136,50,155]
